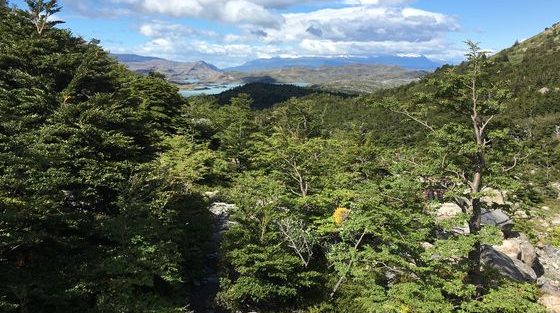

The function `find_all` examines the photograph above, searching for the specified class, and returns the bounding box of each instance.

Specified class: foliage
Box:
[0,4,208,312]
[216,82,319,109]
[1,3,558,313]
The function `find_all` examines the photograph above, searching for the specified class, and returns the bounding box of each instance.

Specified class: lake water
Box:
[179,83,242,97]
[179,82,311,97]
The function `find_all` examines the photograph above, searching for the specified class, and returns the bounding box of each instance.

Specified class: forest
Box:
[1,1,560,313]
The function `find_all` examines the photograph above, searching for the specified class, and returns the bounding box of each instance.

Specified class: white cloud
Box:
[112,0,285,28]
[343,0,413,5]
[260,6,458,43]
[73,0,464,65]
[138,21,218,38]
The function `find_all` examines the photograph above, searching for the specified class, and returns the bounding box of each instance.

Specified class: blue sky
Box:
[10,0,560,67]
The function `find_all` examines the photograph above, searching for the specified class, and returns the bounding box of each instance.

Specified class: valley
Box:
[2,1,560,313]
[113,53,431,95]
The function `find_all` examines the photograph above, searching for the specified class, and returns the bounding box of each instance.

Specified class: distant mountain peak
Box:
[111,53,226,82]
[193,60,219,71]
[110,53,164,63]
[225,55,442,72]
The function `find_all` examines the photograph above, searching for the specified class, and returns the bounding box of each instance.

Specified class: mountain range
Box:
[225,55,442,72]
[111,54,230,83]
[112,53,437,93]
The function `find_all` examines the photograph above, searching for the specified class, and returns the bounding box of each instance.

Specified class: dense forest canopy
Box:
[1,1,559,313]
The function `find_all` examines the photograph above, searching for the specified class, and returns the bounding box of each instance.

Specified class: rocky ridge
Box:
[435,188,560,313]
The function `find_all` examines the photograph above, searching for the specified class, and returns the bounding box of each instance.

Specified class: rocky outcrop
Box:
[435,202,462,221]
[482,245,538,282]
[538,245,560,283]
[435,197,560,312]
[484,239,560,312]
[481,187,507,205]
[539,245,560,312]
[481,208,515,237]
[552,182,560,199]
[494,234,544,276]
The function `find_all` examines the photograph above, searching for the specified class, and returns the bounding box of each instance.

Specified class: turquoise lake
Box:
[179,82,310,97]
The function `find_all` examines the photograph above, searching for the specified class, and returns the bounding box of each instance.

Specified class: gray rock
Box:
[538,245,560,280]
[481,209,512,227]
[552,182,560,199]
[482,245,537,282]
[481,187,507,205]
[540,278,560,296]
[481,208,515,237]
[539,258,560,313]
[436,203,462,221]
[209,202,235,216]
[494,234,544,276]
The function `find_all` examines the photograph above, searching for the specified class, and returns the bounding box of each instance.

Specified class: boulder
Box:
[481,208,515,237]
[494,234,544,276]
[552,182,560,199]
[538,245,560,281]
[436,202,462,221]
[536,245,560,312]
[481,187,507,205]
[482,245,537,282]
[435,203,470,235]
[481,209,512,227]
[540,294,560,313]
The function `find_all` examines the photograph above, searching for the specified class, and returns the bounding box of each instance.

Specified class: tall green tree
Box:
[25,0,64,36]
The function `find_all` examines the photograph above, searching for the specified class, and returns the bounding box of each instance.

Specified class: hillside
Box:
[231,64,426,93]
[213,82,351,109]
[496,22,560,66]
[112,53,231,83]
[379,21,560,119]
[2,2,560,313]
[114,54,429,94]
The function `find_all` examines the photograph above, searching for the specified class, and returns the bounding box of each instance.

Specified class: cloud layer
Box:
[63,0,464,66]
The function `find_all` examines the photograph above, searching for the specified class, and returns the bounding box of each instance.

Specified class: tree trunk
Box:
[468,151,484,296]
[468,197,483,296]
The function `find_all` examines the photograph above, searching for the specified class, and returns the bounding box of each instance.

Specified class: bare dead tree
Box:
[330,228,367,299]
[277,218,315,267]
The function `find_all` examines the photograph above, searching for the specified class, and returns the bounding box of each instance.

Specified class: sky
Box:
[10,0,560,67]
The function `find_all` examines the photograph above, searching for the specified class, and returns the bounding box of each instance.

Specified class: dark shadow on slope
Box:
[215,82,352,110]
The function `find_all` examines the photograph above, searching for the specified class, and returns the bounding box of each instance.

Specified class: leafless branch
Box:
[388,108,435,132]
[278,219,315,267]
[330,228,367,299]
[504,153,531,172]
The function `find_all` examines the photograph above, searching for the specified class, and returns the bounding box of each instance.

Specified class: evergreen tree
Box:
[25,0,64,36]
